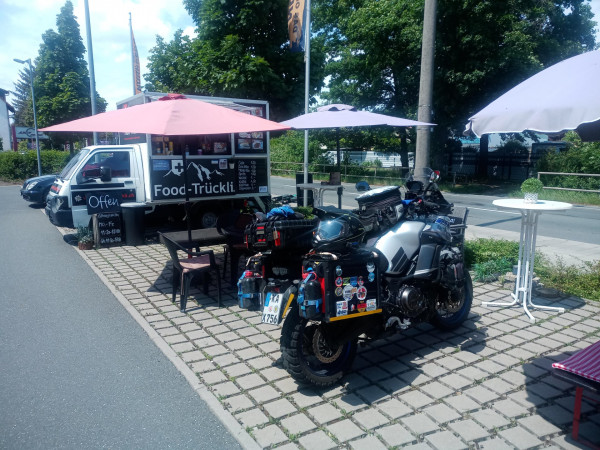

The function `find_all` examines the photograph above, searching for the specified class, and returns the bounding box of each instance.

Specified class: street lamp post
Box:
[14,58,42,177]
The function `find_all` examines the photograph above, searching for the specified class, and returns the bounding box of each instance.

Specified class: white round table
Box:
[484,198,573,323]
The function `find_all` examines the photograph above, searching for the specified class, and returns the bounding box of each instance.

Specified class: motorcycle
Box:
[239,168,472,386]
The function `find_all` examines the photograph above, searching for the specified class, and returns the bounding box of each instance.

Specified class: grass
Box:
[440,180,600,206]
[466,238,600,301]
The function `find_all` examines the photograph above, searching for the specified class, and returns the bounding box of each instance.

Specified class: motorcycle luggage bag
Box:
[356,186,403,229]
[356,186,402,212]
[300,249,382,322]
[245,217,318,252]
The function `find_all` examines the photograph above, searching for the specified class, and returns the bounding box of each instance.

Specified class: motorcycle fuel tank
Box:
[375,221,425,274]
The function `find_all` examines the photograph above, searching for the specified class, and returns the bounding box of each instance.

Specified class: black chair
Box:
[216,210,255,284]
[158,232,221,312]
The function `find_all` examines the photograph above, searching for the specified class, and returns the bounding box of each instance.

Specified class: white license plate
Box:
[261,293,284,324]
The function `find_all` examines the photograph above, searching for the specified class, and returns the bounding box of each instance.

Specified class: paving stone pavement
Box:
[75,237,600,449]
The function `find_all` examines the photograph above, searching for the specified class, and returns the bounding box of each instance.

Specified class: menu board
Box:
[236,158,269,193]
[93,212,123,248]
[235,103,268,154]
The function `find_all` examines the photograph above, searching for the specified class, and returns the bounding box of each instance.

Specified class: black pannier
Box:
[245,217,318,252]
[355,186,403,232]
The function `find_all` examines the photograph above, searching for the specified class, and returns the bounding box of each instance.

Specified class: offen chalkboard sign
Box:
[93,212,123,248]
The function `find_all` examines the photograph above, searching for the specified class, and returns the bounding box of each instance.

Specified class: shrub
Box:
[76,226,94,244]
[521,177,544,194]
[473,257,514,282]
[0,150,71,181]
[464,238,520,268]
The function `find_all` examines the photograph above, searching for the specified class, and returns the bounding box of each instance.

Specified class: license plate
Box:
[261,293,284,324]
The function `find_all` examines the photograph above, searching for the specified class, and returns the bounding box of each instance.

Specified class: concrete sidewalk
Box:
[61,225,600,449]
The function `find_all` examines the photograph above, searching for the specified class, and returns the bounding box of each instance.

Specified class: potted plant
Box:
[521,177,544,204]
[76,226,94,250]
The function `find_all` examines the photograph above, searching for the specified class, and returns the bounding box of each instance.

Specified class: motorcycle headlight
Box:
[26,181,39,190]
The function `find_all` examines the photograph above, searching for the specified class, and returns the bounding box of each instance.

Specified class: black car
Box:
[20,174,57,204]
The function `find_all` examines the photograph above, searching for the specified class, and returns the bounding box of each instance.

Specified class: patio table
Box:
[483,198,572,323]
[297,183,343,207]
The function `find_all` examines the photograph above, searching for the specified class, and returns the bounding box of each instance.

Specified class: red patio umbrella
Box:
[40,93,290,135]
[41,94,290,241]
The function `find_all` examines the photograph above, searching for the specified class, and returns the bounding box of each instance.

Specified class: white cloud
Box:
[0,0,194,112]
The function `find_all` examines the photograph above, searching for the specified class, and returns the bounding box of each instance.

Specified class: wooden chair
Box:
[158,232,221,312]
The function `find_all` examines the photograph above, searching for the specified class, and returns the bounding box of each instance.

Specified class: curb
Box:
[57,226,260,450]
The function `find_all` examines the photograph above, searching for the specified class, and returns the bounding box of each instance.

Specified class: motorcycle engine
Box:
[386,284,427,318]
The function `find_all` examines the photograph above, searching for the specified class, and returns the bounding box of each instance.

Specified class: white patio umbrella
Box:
[465,50,600,141]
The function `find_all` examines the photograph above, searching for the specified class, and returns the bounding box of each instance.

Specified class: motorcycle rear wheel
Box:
[280,308,357,387]
[431,272,473,330]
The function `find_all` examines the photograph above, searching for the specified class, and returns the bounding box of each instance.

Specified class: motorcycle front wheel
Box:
[431,272,473,331]
[280,308,357,387]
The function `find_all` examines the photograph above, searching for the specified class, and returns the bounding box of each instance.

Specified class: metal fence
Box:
[537,171,600,194]
[270,161,411,185]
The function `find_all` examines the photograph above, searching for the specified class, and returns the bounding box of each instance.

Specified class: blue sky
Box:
[1,0,195,111]
[1,0,599,114]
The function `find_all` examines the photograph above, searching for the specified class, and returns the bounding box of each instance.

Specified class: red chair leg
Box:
[573,386,583,441]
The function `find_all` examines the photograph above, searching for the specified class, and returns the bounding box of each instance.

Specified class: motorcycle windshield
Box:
[409,167,433,181]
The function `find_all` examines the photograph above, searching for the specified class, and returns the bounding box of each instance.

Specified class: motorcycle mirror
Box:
[429,171,440,183]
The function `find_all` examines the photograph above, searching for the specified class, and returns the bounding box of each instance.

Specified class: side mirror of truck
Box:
[100,166,112,182]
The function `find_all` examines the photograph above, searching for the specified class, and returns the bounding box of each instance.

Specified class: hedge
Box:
[0,150,72,182]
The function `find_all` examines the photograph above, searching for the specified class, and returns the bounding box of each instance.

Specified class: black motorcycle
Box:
[239,169,473,386]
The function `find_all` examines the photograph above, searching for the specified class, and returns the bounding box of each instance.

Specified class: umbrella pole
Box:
[336,128,342,208]
[182,149,192,245]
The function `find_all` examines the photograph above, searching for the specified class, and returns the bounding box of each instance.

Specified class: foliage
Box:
[0,150,71,181]
[146,0,325,121]
[12,65,35,127]
[473,257,514,282]
[76,226,93,244]
[315,0,596,162]
[293,206,315,219]
[536,259,600,301]
[537,132,600,191]
[521,177,544,194]
[464,238,519,268]
[466,237,600,300]
[18,1,107,148]
[496,140,529,156]
[270,130,323,174]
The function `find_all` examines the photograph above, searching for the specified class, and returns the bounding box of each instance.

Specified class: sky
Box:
[1,0,196,111]
[1,0,600,115]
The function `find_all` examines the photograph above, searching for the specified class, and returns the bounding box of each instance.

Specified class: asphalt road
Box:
[271,175,600,245]
[0,186,241,449]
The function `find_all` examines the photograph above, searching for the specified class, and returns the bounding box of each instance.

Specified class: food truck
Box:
[45,92,272,230]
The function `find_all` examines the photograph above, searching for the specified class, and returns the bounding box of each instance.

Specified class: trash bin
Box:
[296,172,314,207]
[121,202,146,246]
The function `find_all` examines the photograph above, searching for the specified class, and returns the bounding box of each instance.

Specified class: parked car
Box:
[20,174,57,204]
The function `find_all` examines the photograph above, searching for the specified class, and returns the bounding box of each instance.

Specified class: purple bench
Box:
[552,340,600,448]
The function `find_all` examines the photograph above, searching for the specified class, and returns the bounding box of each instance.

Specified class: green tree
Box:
[146,0,326,121]
[25,1,107,147]
[12,66,35,127]
[316,0,596,164]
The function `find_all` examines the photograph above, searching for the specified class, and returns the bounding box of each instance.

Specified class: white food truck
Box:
[45,92,272,230]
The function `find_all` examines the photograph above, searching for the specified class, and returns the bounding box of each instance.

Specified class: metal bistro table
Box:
[161,227,228,250]
[297,183,343,207]
[484,198,572,323]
